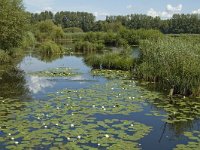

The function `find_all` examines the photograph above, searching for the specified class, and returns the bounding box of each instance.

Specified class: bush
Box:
[64,27,83,33]
[34,20,65,41]
[21,31,36,49]
[0,50,11,64]
[39,40,63,55]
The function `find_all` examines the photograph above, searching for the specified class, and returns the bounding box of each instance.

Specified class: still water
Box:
[0,53,200,150]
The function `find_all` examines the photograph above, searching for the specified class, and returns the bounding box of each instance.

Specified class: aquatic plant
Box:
[85,52,134,71]
[137,37,200,96]
[28,67,81,77]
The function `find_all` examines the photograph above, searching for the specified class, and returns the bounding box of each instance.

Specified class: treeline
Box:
[30,11,95,32]
[30,11,200,34]
[106,14,200,34]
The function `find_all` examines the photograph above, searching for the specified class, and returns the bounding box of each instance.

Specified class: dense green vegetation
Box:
[38,40,63,55]
[85,52,134,71]
[137,37,200,96]
[1,0,200,97]
[30,11,200,34]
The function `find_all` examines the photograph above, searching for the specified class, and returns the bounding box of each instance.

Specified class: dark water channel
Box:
[0,53,200,150]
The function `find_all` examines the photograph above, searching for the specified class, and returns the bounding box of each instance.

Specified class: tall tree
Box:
[0,0,28,50]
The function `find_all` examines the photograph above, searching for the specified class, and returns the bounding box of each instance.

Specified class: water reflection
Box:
[33,53,64,63]
[0,66,29,99]
[27,76,55,94]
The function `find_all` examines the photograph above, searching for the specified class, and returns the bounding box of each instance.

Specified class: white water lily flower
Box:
[11,137,14,140]
[8,133,11,136]
[70,124,74,128]
[15,141,19,145]
[98,143,101,146]
[129,97,131,99]
[103,108,106,111]
[77,135,81,139]
[67,137,70,140]
[111,88,114,90]
[102,106,105,109]
[105,134,109,138]
[55,123,59,126]
[132,97,135,99]
[37,117,40,120]
[131,124,134,127]
[92,105,95,108]
[44,126,48,128]
[56,107,60,110]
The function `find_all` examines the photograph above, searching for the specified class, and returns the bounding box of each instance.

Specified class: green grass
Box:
[137,37,200,96]
[85,51,134,71]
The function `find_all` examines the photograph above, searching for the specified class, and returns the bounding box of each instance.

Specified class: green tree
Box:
[0,0,28,50]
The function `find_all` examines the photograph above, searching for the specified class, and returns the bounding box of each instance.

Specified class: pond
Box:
[0,53,200,149]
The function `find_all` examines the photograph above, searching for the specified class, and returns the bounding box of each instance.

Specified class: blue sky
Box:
[24,0,200,20]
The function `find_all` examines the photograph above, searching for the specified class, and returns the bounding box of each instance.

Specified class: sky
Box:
[24,0,200,20]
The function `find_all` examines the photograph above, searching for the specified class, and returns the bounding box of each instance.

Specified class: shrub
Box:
[64,27,83,33]
[39,40,63,55]
[0,50,11,64]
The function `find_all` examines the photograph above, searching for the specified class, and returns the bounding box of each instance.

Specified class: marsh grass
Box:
[138,37,200,96]
[85,51,134,71]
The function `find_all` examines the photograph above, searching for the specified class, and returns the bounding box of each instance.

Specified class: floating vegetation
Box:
[91,69,132,79]
[0,80,153,149]
[28,67,81,77]
[174,130,200,150]
[145,95,200,124]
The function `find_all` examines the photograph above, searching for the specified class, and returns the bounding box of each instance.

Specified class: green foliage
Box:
[85,52,134,71]
[0,0,28,50]
[0,50,11,64]
[119,29,164,45]
[21,31,36,49]
[75,41,104,51]
[38,40,63,55]
[63,27,83,33]
[54,11,95,31]
[137,37,200,96]
[34,20,65,41]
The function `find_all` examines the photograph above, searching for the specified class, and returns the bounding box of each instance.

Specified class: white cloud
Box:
[166,4,182,13]
[24,0,55,13]
[147,8,158,18]
[93,12,110,20]
[126,4,133,10]
[27,76,55,94]
[192,9,200,14]
[147,4,183,19]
